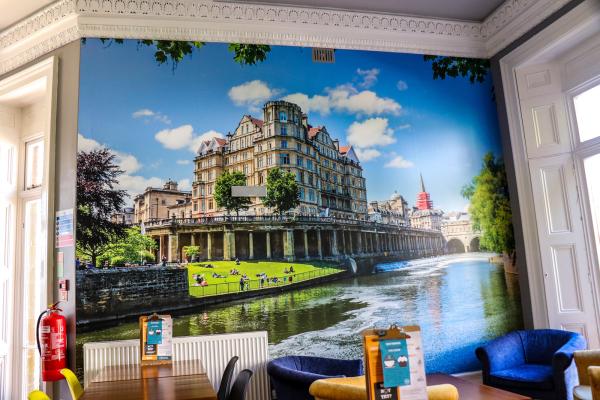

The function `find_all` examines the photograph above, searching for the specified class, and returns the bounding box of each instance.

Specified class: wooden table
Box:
[81,359,218,400]
[427,374,531,400]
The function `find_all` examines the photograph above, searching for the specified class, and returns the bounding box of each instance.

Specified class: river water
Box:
[76,254,523,374]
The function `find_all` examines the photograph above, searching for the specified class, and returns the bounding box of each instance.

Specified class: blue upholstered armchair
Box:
[267,356,363,400]
[476,329,587,400]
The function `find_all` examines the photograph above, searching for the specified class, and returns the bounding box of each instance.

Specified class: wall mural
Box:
[75,38,523,376]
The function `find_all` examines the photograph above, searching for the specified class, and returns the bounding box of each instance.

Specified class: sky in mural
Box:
[78,39,502,212]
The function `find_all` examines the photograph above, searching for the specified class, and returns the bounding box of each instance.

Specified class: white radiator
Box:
[83,331,270,400]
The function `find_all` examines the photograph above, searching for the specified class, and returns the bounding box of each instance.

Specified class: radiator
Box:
[83,331,270,400]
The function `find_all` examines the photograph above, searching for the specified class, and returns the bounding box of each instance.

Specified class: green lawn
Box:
[187,260,343,297]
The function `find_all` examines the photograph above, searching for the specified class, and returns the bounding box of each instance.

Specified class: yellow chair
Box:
[574,350,600,400]
[28,391,51,400]
[309,376,459,400]
[60,368,84,400]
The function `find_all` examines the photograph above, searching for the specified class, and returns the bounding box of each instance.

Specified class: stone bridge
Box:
[144,215,445,262]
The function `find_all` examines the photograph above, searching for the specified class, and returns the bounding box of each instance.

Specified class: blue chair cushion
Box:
[490,364,554,391]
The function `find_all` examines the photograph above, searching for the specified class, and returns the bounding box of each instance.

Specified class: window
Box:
[281,126,287,136]
[574,83,600,142]
[243,164,249,175]
[296,156,303,167]
[297,143,302,151]
[208,200,213,210]
[307,160,313,170]
[267,155,273,165]
[281,140,288,149]
[279,111,287,122]
[309,189,315,202]
[257,157,264,168]
[280,153,290,165]
[300,187,305,200]
[24,139,43,190]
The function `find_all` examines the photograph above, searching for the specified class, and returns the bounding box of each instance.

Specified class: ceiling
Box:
[0,0,506,31]
[219,0,506,21]
[0,0,56,30]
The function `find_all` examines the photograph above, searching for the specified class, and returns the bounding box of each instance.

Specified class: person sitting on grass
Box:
[235,257,240,265]
[289,275,293,283]
[284,267,290,274]
[242,273,248,280]
[289,265,295,273]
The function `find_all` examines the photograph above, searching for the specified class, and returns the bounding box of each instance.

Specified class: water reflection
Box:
[77,257,522,375]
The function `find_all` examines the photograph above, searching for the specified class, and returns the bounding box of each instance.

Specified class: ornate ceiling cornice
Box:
[0,0,574,76]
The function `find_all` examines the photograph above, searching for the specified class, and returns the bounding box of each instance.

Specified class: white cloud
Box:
[132,109,154,118]
[356,68,379,89]
[132,108,171,124]
[176,159,191,165]
[281,93,331,115]
[396,80,408,91]
[78,134,102,152]
[385,155,414,169]
[154,125,223,153]
[355,148,381,162]
[282,84,401,117]
[116,175,163,197]
[228,80,280,111]
[398,123,411,130]
[78,133,141,174]
[178,179,192,191]
[155,125,194,150]
[328,86,401,116]
[114,152,142,174]
[346,118,396,149]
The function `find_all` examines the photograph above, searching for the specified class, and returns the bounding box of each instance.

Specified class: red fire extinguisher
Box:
[36,302,67,381]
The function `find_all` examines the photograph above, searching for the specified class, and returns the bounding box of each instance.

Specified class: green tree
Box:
[76,149,127,266]
[82,38,271,67]
[184,245,201,261]
[214,171,252,216]
[424,55,490,84]
[103,226,157,265]
[462,152,514,254]
[263,168,300,216]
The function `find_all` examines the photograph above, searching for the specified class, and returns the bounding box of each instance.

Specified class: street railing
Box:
[188,267,343,298]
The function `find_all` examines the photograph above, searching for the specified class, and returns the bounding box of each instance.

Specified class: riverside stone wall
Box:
[76,266,189,325]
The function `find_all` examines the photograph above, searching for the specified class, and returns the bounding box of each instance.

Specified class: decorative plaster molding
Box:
[0,0,578,76]
[483,0,573,55]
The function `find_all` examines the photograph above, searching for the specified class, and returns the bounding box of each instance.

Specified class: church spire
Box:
[416,173,433,210]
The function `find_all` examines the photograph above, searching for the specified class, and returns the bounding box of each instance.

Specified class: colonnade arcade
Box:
[147,220,445,262]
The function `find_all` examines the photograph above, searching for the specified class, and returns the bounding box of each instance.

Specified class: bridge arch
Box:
[469,237,481,252]
[447,238,465,254]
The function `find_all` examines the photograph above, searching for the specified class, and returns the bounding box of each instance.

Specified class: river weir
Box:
[76,253,522,375]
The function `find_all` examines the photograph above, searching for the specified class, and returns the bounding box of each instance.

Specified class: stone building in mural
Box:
[368,191,410,226]
[191,101,368,220]
[133,180,191,223]
[409,174,443,230]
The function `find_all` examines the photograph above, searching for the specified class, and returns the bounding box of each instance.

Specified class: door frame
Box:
[0,56,57,399]
[499,0,600,336]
